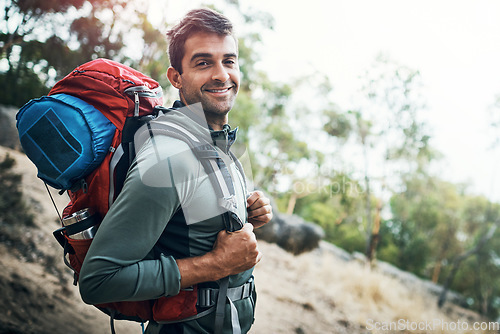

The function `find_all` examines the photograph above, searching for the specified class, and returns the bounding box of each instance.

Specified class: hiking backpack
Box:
[16,59,245,328]
[16,58,164,322]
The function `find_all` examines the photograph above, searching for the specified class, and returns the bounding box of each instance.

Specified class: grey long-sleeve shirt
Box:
[79,109,255,333]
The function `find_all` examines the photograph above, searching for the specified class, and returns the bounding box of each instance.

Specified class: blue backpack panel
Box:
[16,93,116,190]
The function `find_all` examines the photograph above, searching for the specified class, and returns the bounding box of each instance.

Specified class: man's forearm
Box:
[176,252,228,288]
[176,224,261,288]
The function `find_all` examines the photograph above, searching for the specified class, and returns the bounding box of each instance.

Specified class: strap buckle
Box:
[218,195,237,211]
[197,288,217,308]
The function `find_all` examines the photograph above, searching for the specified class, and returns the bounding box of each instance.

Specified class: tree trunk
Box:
[286,192,298,215]
[363,143,373,259]
[367,198,382,263]
[431,261,442,283]
[432,235,452,283]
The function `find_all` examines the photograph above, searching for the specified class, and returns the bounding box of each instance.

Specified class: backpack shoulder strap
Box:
[140,114,245,333]
[193,143,244,232]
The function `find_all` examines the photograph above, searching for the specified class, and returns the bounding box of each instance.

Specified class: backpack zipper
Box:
[134,91,140,117]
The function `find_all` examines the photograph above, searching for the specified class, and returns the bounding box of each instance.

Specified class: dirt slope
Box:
[0,146,494,334]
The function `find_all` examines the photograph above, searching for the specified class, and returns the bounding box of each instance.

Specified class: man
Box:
[79,8,272,334]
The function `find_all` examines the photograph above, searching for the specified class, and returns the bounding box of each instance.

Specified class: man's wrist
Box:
[203,250,227,281]
[176,250,227,288]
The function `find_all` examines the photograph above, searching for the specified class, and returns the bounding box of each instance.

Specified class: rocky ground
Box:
[0,145,496,334]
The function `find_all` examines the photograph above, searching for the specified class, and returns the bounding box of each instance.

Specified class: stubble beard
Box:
[201,95,235,116]
[181,87,238,120]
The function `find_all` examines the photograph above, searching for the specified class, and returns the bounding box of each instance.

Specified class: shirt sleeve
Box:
[79,136,200,304]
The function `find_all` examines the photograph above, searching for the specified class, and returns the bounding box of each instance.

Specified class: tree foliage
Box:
[0,0,162,107]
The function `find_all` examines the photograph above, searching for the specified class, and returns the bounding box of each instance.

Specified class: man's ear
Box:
[167,66,182,89]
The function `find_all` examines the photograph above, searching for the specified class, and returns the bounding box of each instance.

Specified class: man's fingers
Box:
[249,212,273,221]
[248,204,272,218]
[246,190,265,208]
[248,199,270,211]
[256,250,263,263]
[241,222,254,232]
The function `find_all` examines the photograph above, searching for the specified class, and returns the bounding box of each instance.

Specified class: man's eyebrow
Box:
[190,52,238,62]
[190,53,213,62]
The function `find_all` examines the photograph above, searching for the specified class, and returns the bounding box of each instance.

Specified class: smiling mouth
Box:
[205,87,232,93]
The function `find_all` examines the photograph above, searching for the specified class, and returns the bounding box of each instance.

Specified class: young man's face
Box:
[170,31,240,124]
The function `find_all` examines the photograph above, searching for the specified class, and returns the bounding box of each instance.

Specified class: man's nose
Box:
[212,63,230,82]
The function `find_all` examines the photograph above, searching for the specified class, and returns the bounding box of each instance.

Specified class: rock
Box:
[255,211,324,255]
[0,105,21,150]
[316,241,353,262]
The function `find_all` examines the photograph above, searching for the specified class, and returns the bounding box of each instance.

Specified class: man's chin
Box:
[201,101,234,115]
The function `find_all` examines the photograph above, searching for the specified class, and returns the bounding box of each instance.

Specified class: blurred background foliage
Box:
[1,0,500,320]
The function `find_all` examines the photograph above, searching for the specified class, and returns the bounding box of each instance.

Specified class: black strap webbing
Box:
[213,276,242,334]
[214,277,229,334]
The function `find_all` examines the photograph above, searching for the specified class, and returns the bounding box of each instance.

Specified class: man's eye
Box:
[196,61,209,67]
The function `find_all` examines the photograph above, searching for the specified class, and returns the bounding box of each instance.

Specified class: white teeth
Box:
[207,88,230,93]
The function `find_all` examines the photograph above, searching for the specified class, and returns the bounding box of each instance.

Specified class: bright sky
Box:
[248,0,500,202]
[159,0,500,202]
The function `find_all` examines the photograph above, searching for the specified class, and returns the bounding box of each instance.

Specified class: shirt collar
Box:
[172,100,238,152]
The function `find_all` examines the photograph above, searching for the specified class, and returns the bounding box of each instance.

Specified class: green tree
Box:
[0,0,83,105]
[254,72,349,214]
[385,177,463,277]
[384,174,500,317]
[439,197,500,317]
[293,172,366,251]
[349,55,436,262]
[0,0,162,107]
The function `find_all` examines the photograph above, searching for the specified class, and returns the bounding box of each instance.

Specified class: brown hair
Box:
[166,8,236,74]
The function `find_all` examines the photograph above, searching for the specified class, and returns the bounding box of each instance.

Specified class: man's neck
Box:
[176,99,229,131]
[207,117,228,131]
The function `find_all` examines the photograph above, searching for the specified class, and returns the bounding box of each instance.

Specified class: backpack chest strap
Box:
[196,276,254,308]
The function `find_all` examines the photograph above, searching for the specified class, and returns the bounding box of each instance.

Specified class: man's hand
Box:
[247,190,273,228]
[212,223,262,277]
[177,223,262,287]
